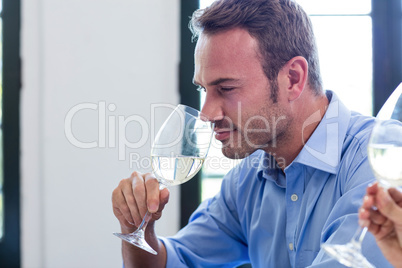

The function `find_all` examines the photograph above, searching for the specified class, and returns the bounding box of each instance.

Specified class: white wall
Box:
[21,0,181,267]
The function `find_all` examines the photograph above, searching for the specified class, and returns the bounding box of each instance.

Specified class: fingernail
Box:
[148,204,158,213]
[359,219,369,227]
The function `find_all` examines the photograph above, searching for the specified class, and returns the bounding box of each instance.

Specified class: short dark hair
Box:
[190,0,323,100]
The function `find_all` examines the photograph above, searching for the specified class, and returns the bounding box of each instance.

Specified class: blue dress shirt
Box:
[160,91,392,267]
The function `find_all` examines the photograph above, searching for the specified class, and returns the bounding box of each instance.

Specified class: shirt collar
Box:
[255,151,286,186]
[290,90,351,174]
[256,90,351,180]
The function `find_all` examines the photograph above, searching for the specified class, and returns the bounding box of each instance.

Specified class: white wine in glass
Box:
[113,104,214,255]
[151,156,205,186]
[368,144,402,185]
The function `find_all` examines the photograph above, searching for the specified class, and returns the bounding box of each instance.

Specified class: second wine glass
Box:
[113,104,214,255]
[321,83,402,267]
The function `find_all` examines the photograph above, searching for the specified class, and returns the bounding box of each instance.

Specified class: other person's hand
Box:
[359,182,402,267]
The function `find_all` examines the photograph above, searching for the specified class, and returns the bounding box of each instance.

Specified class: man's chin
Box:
[221,146,254,160]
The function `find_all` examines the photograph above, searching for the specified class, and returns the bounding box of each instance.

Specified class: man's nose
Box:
[200,94,224,123]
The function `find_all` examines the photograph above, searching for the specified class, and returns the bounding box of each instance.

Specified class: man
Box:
[112,0,392,266]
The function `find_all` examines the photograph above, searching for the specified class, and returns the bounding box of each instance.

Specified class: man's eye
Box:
[220,87,234,92]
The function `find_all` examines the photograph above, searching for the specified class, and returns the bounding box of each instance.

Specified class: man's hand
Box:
[112,171,170,233]
[112,171,170,267]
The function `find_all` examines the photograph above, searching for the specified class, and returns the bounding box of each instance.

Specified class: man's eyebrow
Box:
[192,78,240,87]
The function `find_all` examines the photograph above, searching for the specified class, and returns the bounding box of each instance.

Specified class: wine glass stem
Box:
[136,211,152,233]
[136,184,166,234]
[351,226,368,246]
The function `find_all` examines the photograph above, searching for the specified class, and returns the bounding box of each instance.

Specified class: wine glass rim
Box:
[376,82,402,120]
[176,104,209,122]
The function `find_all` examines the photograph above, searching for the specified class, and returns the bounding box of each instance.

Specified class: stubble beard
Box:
[220,103,292,160]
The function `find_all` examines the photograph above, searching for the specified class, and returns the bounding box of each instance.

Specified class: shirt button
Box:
[289,243,294,251]
[291,194,298,202]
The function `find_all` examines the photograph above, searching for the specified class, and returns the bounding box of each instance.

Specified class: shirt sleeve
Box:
[159,167,250,267]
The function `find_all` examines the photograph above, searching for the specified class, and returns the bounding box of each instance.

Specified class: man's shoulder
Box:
[342,112,376,146]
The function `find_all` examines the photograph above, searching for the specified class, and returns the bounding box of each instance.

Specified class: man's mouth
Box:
[215,128,236,141]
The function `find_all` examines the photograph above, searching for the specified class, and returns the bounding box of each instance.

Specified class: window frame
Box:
[0,0,21,266]
[372,0,402,114]
[179,0,201,227]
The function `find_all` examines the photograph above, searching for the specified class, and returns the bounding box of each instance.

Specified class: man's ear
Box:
[279,56,308,101]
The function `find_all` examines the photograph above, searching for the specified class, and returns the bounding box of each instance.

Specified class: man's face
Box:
[194,28,292,159]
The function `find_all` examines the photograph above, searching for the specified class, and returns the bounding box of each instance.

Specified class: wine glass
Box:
[321,82,402,267]
[113,104,214,255]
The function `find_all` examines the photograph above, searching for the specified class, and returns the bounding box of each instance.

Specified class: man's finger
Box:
[144,173,160,213]
[132,171,148,219]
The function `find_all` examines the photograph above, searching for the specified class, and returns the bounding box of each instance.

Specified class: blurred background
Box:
[0,0,401,267]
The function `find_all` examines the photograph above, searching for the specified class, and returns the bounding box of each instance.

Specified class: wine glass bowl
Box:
[151,105,213,187]
[368,121,402,188]
[113,104,214,255]
[321,83,402,267]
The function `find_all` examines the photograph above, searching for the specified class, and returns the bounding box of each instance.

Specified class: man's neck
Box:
[267,91,329,170]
